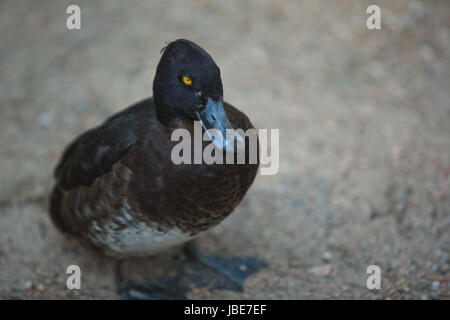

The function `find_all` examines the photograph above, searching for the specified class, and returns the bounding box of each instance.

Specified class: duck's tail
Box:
[49,185,72,234]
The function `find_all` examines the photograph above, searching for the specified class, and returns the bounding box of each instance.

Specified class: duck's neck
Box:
[153,96,181,127]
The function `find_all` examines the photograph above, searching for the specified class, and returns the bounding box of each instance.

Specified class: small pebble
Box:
[239,264,247,272]
[431,281,440,291]
[322,251,332,261]
[37,111,53,128]
[308,264,331,277]
[23,280,33,290]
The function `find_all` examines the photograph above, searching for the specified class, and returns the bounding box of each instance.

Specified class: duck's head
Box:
[153,39,239,150]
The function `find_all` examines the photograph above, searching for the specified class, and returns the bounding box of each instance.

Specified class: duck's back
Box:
[50,98,258,257]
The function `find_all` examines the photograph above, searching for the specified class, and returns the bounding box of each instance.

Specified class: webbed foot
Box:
[115,241,267,299]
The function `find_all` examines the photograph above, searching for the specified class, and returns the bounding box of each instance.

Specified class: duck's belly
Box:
[86,214,197,258]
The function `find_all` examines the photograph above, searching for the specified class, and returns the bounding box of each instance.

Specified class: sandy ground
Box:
[0,0,449,299]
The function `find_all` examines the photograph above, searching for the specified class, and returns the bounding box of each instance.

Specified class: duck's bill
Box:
[195,97,244,152]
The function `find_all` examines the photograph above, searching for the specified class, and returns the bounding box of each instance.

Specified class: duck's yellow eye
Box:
[182,75,192,86]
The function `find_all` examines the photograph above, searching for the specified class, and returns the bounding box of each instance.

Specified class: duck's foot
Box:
[179,242,267,292]
[116,242,267,300]
[118,277,188,300]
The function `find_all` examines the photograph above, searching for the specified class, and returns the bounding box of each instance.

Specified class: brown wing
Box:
[50,99,153,234]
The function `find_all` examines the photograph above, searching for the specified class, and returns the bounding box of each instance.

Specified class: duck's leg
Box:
[117,277,187,300]
[115,259,188,300]
[178,240,267,292]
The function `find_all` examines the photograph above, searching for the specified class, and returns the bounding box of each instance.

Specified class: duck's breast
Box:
[87,202,198,257]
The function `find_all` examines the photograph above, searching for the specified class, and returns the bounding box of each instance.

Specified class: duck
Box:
[49,39,264,299]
